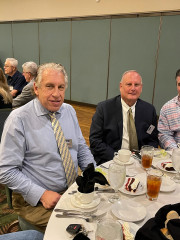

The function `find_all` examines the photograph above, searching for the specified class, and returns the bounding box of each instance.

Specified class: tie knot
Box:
[128,108,132,114]
[49,112,56,120]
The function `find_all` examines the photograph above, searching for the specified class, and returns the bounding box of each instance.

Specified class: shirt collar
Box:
[175,95,180,107]
[121,98,137,111]
[34,98,63,117]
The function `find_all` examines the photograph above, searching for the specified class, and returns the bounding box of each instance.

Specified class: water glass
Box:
[95,219,123,240]
[108,163,126,203]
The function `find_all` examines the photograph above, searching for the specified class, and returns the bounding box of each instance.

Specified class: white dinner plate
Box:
[156,160,177,174]
[119,173,146,196]
[153,149,171,161]
[160,176,176,192]
[111,199,147,222]
[113,156,135,165]
[71,193,100,209]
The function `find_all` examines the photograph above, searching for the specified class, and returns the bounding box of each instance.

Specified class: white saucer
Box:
[156,160,176,174]
[160,176,176,192]
[119,173,146,196]
[111,199,147,222]
[71,194,100,209]
[113,157,134,165]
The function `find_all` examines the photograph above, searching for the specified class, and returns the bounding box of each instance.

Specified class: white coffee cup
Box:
[113,149,131,164]
[75,191,94,204]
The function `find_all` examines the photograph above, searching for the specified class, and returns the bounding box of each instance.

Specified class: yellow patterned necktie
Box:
[127,108,139,151]
[49,113,77,187]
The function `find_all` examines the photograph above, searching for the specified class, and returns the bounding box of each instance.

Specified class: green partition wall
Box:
[0,24,13,68]
[0,14,180,111]
[12,22,39,72]
[108,16,160,104]
[154,15,180,114]
[71,19,110,104]
[39,20,71,99]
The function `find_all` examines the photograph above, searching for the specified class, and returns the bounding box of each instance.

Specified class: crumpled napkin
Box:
[167,219,180,239]
[76,163,109,193]
[135,203,180,240]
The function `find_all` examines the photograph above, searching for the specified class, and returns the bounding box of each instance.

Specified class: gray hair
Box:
[5,58,18,68]
[121,70,143,83]
[35,63,68,89]
[22,61,38,77]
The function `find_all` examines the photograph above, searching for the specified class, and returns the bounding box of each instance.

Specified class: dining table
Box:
[43,151,180,240]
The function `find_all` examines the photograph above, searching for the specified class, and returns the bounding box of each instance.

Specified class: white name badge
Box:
[146,125,155,134]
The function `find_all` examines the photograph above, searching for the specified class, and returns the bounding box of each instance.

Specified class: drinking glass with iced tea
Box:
[146,169,163,201]
[140,145,154,170]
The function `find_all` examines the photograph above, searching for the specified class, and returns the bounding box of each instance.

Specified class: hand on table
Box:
[40,190,61,209]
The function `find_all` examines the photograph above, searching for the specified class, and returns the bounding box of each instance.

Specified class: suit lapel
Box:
[134,99,141,141]
[115,96,123,142]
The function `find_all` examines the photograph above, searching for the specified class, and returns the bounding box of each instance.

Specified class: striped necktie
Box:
[49,113,77,187]
[127,108,139,151]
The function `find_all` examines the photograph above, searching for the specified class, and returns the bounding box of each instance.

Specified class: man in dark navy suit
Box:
[4,58,27,98]
[90,70,158,165]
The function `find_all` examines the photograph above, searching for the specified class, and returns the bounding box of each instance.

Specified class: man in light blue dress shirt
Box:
[0,63,96,232]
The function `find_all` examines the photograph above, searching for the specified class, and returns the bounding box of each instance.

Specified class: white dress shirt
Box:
[121,98,136,150]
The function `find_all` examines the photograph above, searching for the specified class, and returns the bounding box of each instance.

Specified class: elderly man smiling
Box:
[0,63,96,231]
[90,70,159,165]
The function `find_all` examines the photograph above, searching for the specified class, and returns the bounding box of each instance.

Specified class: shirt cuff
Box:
[24,185,46,206]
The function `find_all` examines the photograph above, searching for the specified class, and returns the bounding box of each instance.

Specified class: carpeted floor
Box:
[0,184,20,235]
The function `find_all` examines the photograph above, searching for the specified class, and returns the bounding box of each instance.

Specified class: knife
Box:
[54,208,97,215]
[95,187,115,193]
[68,187,115,195]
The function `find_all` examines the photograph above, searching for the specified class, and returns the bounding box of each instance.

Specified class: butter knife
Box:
[54,208,96,215]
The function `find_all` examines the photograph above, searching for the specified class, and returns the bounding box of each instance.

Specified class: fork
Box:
[56,212,106,222]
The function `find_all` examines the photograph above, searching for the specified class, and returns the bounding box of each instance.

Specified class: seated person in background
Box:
[0,68,12,108]
[158,69,180,150]
[0,230,43,240]
[0,63,96,232]
[4,58,27,97]
[90,70,158,165]
[13,61,38,108]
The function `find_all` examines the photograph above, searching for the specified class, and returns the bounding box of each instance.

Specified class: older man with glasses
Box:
[4,58,27,97]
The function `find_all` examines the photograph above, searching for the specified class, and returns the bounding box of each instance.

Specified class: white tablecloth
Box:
[44,155,180,240]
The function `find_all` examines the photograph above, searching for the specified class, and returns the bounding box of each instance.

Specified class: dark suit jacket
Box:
[89,95,159,165]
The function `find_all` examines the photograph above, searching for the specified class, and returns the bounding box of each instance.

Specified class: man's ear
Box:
[33,82,39,96]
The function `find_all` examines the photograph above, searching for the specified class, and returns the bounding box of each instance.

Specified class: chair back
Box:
[0,108,12,142]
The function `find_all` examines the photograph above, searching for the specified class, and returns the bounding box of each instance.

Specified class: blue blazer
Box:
[89,95,159,165]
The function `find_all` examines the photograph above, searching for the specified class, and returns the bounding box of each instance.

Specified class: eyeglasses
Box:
[4,65,12,68]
